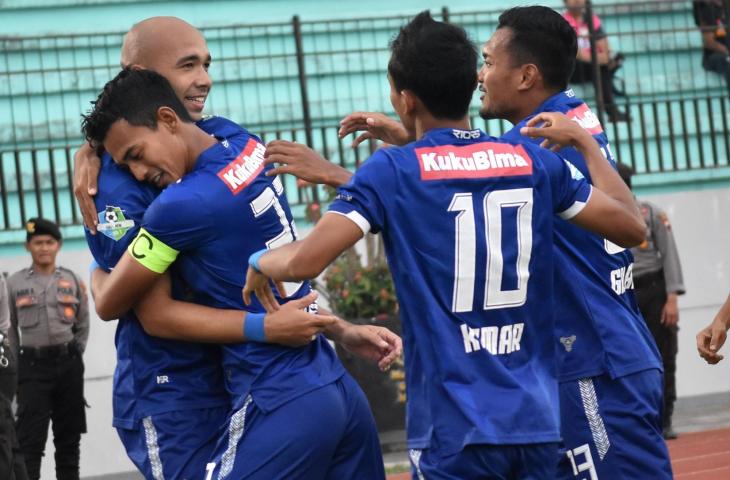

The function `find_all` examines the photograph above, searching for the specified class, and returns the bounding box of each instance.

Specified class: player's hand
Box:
[338,111,413,148]
[265,292,337,347]
[264,140,350,187]
[696,317,728,364]
[73,141,102,234]
[243,267,280,313]
[661,293,679,327]
[336,323,403,372]
[520,112,592,152]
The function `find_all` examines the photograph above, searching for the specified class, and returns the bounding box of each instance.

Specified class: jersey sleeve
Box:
[131,187,213,274]
[85,155,158,271]
[538,148,594,220]
[327,150,396,235]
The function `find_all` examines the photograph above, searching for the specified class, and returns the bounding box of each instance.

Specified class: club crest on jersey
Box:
[560,335,577,352]
[96,206,135,241]
[566,103,603,135]
[415,142,533,181]
[217,138,266,195]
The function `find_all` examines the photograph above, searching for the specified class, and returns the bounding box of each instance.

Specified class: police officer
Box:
[7,218,89,480]
[618,164,685,440]
[0,273,28,480]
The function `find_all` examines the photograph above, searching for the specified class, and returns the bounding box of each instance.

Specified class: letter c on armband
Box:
[131,233,153,259]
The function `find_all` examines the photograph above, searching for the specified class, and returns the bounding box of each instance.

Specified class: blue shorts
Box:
[117,405,228,480]
[409,443,559,479]
[205,372,384,480]
[557,368,672,479]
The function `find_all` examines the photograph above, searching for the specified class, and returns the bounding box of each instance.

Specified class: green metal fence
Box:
[0,0,728,235]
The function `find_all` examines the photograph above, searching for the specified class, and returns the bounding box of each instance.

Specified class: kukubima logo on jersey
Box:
[217,138,266,194]
[97,206,135,241]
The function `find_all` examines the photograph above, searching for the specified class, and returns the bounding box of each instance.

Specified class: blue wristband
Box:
[89,259,100,277]
[244,312,267,342]
[248,249,267,273]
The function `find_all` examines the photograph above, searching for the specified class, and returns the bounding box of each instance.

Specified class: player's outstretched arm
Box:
[521,112,645,247]
[697,293,730,364]
[243,213,365,310]
[264,140,353,188]
[323,313,403,372]
[134,276,334,346]
[338,111,414,148]
[73,141,102,234]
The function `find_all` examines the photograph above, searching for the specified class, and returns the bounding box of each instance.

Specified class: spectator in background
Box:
[692,0,729,76]
[697,293,730,364]
[618,164,686,441]
[0,274,28,480]
[6,218,88,480]
[563,0,629,122]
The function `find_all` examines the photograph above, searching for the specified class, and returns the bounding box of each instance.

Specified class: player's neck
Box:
[416,115,471,139]
[182,123,219,173]
[511,88,561,125]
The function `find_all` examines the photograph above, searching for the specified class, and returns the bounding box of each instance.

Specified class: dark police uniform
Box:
[0,274,29,480]
[632,200,685,438]
[6,219,89,480]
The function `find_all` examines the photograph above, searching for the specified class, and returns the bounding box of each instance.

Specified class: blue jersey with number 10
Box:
[502,90,661,382]
[329,128,593,455]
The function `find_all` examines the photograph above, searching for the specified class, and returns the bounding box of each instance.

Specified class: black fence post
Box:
[585,0,606,126]
[441,7,450,23]
[292,15,313,148]
[291,15,319,204]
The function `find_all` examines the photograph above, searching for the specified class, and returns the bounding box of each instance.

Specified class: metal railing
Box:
[0,1,728,234]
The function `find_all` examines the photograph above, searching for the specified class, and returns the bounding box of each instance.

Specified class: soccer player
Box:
[81,68,390,479]
[285,7,672,478]
[243,11,646,478]
[479,8,671,479]
[80,17,398,479]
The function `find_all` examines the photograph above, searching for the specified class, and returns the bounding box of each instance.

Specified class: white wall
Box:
[1,185,729,477]
[635,186,730,397]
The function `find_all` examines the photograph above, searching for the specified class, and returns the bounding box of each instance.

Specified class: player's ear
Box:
[518,63,539,91]
[156,106,179,133]
[401,89,418,116]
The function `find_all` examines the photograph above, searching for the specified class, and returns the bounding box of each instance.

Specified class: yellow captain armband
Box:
[127,228,179,274]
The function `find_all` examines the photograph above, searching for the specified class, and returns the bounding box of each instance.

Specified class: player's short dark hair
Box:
[81,68,192,152]
[497,6,577,91]
[388,11,477,120]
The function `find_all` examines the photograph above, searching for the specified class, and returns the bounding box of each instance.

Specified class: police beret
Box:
[25,217,62,242]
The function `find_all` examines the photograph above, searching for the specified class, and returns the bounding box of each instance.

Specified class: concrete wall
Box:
[1,184,729,477]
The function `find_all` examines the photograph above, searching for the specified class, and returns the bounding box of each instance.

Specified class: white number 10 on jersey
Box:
[449,188,534,313]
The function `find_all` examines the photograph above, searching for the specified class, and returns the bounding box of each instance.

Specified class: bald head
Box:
[119,16,212,120]
[121,17,203,68]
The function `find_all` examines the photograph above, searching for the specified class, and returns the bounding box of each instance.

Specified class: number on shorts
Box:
[566,444,598,480]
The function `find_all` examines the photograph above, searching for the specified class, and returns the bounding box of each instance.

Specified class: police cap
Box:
[25,217,62,242]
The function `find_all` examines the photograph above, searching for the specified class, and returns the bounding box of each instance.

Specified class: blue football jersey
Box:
[328,128,593,454]
[138,131,344,412]
[501,90,661,381]
[85,116,247,428]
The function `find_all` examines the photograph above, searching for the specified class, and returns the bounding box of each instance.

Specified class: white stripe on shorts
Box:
[408,449,425,480]
[217,395,253,480]
[578,378,611,460]
[142,416,165,480]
